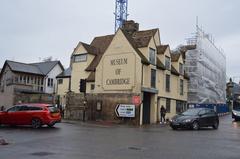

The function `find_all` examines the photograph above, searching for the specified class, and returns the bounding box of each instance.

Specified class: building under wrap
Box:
[183,27,227,113]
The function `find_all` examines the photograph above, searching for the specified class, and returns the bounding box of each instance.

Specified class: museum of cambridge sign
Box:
[103,53,135,90]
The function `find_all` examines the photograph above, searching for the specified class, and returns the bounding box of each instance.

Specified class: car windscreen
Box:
[48,106,59,113]
[182,109,201,116]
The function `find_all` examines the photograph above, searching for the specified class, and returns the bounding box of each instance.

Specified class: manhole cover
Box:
[128,146,142,151]
[30,152,55,156]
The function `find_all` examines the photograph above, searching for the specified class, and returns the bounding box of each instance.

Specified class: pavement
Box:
[0,115,240,159]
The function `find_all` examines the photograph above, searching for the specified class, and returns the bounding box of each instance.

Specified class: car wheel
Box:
[47,123,55,128]
[171,126,177,130]
[212,120,219,129]
[32,118,42,129]
[192,121,199,130]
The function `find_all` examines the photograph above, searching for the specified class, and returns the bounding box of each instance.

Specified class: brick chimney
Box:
[122,20,139,35]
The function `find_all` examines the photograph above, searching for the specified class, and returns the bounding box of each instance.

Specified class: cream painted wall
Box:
[86,82,95,94]
[71,45,94,93]
[94,29,142,94]
[57,78,70,95]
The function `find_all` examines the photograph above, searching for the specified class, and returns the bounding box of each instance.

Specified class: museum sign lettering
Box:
[103,53,135,90]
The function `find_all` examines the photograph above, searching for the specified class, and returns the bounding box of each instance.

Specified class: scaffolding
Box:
[184,26,226,105]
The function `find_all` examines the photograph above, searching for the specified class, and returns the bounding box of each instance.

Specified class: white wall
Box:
[44,64,63,94]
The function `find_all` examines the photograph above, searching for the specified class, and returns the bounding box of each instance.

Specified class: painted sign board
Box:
[115,104,135,118]
[102,53,136,90]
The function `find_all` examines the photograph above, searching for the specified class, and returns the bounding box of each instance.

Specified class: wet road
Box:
[0,115,240,159]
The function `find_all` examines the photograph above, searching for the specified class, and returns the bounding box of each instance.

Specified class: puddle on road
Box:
[30,152,55,157]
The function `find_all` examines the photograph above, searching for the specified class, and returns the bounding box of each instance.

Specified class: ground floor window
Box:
[176,101,187,113]
[166,98,171,113]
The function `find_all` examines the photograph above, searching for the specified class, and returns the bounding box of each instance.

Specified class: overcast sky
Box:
[0,0,239,80]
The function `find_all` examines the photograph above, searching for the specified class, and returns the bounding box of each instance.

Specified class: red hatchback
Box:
[0,104,61,128]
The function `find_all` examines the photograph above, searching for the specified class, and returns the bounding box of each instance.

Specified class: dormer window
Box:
[179,63,184,75]
[149,48,156,65]
[165,56,171,70]
[73,54,87,62]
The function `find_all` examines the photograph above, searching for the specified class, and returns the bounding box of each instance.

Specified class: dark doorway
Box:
[143,92,151,124]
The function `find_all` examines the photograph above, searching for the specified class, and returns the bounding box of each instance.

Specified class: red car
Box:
[0,104,61,128]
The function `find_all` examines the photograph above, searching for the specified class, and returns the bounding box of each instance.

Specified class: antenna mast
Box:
[114,0,128,32]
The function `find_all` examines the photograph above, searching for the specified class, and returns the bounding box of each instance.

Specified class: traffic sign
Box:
[132,96,141,105]
[115,104,135,118]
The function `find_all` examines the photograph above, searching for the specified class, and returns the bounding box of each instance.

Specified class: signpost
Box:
[115,104,135,118]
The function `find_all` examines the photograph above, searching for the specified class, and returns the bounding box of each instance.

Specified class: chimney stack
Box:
[122,20,139,35]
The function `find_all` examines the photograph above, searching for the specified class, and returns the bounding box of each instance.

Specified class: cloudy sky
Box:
[0,0,239,80]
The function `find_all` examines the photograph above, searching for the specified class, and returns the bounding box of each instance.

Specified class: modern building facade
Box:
[57,20,189,125]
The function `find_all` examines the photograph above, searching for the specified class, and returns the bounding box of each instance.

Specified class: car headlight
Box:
[183,119,192,123]
[232,111,237,115]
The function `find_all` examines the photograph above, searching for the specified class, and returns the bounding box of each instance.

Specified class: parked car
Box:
[0,104,61,128]
[232,108,240,121]
[170,108,219,130]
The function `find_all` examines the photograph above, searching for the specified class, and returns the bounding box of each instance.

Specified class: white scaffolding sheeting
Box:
[185,27,226,104]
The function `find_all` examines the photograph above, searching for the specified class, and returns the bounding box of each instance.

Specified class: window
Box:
[74,54,87,62]
[91,84,95,90]
[15,76,19,83]
[27,76,30,84]
[180,79,184,95]
[58,79,63,84]
[166,99,171,113]
[23,76,26,83]
[165,56,171,70]
[41,78,44,85]
[38,78,40,85]
[7,106,21,112]
[166,74,170,92]
[179,63,184,74]
[151,69,156,88]
[20,76,23,83]
[176,101,184,114]
[149,48,156,65]
[28,106,43,111]
[48,78,54,87]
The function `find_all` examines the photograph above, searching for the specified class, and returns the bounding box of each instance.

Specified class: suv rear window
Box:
[48,106,59,113]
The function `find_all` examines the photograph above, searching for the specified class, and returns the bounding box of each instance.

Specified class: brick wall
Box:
[65,92,141,125]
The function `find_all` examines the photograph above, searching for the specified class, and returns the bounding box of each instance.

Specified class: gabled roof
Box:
[4,60,44,75]
[0,60,64,77]
[57,67,71,78]
[171,65,180,76]
[85,35,114,72]
[121,29,149,64]
[132,29,158,48]
[31,61,64,75]
[157,45,169,54]
[86,72,95,82]
[156,58,166,70]
[90,35,114,53]
[81,42,99,55]
[171,53,181,62]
